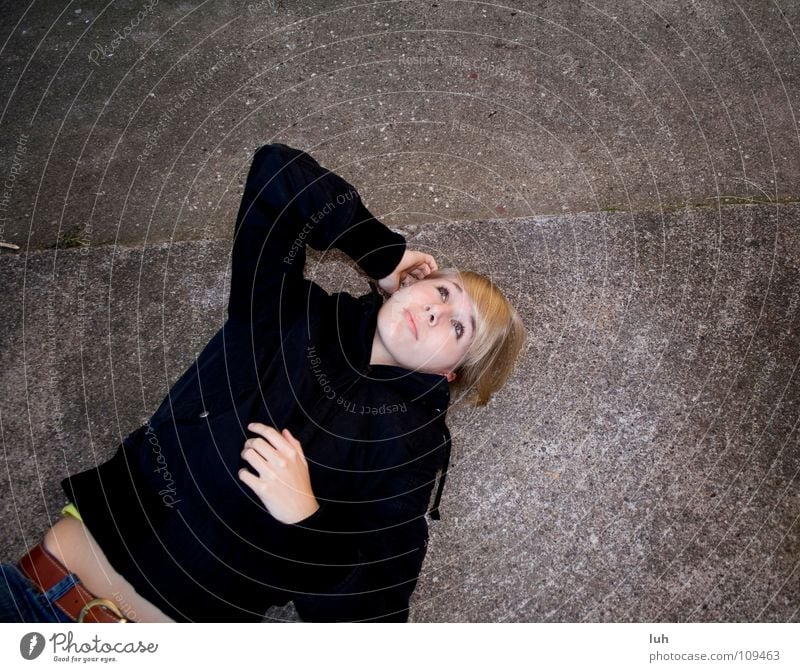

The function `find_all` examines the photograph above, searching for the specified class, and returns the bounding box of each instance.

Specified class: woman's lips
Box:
[404,309,418,339]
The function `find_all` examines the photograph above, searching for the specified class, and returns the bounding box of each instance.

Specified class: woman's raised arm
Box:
[228,143,406,321]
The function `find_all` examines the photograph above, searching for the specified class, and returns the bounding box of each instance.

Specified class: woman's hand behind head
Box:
[377,250,438,294]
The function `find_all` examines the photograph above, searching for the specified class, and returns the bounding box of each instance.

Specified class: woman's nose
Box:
[424,304,445,325]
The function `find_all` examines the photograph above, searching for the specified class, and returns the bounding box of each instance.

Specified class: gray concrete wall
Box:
[1,1,798,622]
[1,0,798,249]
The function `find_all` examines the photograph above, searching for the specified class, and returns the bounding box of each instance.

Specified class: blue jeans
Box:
[0,564,75,623]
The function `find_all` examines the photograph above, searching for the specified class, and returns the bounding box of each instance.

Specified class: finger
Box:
[414,251,435,268]
[410,263,428,277]
[247,422,272,438]
[249,424,294,458]
[241,445,271,477]
[238,467,273,496]
[282,428,302,452]
[243,438,287,469]
[282,429,307,463]
[247,422,287,448]
[238,468,259,493]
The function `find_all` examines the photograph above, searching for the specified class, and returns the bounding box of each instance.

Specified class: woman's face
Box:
[372,277,477,378]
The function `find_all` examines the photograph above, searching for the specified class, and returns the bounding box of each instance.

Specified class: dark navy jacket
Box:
[63,143,452,622]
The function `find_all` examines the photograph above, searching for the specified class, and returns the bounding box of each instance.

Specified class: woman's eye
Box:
[452,321,464,338]
[438,286,449,300]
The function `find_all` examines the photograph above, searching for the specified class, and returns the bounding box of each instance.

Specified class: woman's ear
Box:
[399,274,419,288]
[442,371,457,383]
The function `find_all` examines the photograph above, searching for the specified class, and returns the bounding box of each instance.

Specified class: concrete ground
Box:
[1,0,798,622]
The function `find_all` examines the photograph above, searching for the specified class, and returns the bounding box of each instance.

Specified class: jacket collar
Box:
[364,364,450,413]
[348,280,453,520]
[355,281,451,413]
[362,282,452,520]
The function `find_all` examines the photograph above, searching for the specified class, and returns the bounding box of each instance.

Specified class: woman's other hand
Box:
[239,423,320,524]
[378,249,438,294]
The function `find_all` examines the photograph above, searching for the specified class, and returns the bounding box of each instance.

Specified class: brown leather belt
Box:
[18,543,128,623]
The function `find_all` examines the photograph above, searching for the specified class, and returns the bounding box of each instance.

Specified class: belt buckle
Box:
[78,598,128,623]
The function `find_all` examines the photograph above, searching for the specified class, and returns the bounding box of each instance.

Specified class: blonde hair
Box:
[429,268,526,406]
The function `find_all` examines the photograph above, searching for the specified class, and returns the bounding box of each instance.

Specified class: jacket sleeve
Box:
[290,433,443,622]
[228,143,406,321]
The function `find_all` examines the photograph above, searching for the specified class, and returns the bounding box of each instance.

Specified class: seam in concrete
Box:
[2,201,798,258]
